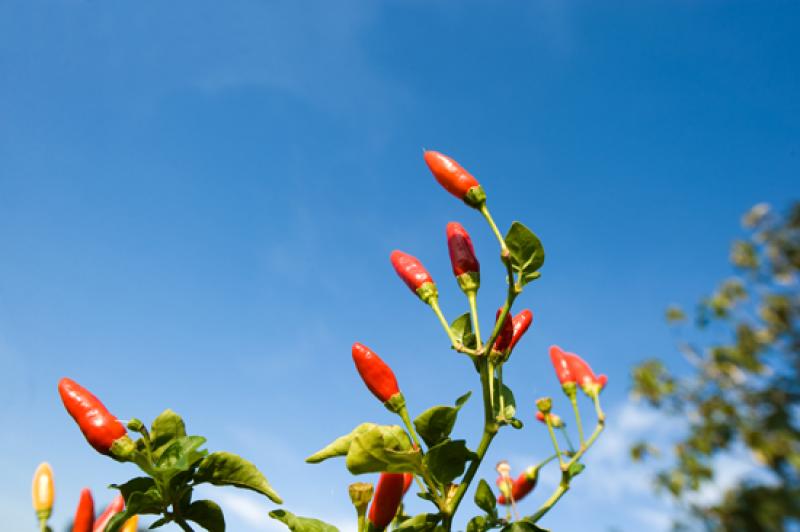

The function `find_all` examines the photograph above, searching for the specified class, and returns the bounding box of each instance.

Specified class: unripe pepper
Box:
[446,222,480,294]
[367,473,407,531]
[497,466,539,504]
[120,515,139,532]
[390,250,438,304]
[32,462,54,524]
[58,378,128,456]
[352,343,401,403]
[423,151,486,208]
[73,488,94,532]
[92,495,124,532]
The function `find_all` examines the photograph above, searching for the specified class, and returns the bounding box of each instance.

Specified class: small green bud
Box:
[348,482,374,513]
[536,397,552,413]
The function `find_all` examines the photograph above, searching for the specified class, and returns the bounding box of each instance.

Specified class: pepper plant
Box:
[273,150,609,531]
[57,377,282,531]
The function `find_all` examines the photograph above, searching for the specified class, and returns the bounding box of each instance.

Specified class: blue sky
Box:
[1,1,798,530]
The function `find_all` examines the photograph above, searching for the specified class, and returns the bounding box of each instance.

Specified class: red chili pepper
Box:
[535,411,546,423]
[492,309,515,354]
[446,222,480,276]
[597,374,608,390]
[58,378,127,455]
[497,467,538,504]
[73,488,94,532]
[402,473,414,495]
[367,473,407,531]
[352,343,401,403]
[390,250,437,303]
[507,310,533,353]
[535,411,563,428]
[549,345,575,385]
[423,151,484,206]
[92,495,124,532]
[563,352,598,391]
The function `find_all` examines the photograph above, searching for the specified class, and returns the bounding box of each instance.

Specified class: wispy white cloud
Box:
[213,491,356,532]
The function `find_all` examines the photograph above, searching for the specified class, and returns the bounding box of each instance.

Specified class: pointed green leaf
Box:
[414,392,471,448]
[466,516,489,532]
[346,424,422,474]
[568,461,586,479]
[104,486,164,531]
[424,439,476,485]
[474,479,497,515]
[501,520,550,532]
[393,513,442,531]
[195,451,283,504]
[306,423,375,464]
[269,509,339,531]
[505,222,545,284]
[451,313,477,349]
[110,477,156,501]
[150,409,187,459]
[149,516,172,528]
[499,385,516,419]
[186,499,225,532]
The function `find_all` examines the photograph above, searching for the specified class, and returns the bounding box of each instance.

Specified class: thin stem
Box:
[497,365,505,419]
[357,513,366,532]
[570,394,585,445]
[430,299,459,348]
[467,291,483,349]
[487,360,496,413]
[545,415,565,467]
[479,203,508,254]
[559,426,575,454]
[530,476,570,523]
[593,393,606,422]
[399,407,444,506]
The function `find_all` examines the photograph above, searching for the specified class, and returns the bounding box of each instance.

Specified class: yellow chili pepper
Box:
[120,514,139,532]
[31,462,54,529]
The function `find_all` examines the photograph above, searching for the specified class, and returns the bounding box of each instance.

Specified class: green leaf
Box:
[150,409,187,459]
[424,439,476,485]
[156,435,208,477]
[413,392,471,448]
[567,461,586,479]
[504,222,545,284]
[467,515,490,532]
[474,479,497,515]
[346,424,422,475]
[186,499,225,532]
[501,519,550,532]
[306,423,375,464]
[110,477,156,501]
[104,485,164,531]
[195,451,283,504]
[451,313,478,349]
[149,516,172,528]
[393,513,442,531]
[499,385,516,419]
[269,509,339,531]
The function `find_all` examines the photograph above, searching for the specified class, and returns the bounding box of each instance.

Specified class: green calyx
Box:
[416,282,439,305]
[562,381,577,398]
[349,482,374,513]
[536,397,553,413]
[110,434,136,462]
[384,392,407,414]
[463,185,487,209]
[456,272,480,294]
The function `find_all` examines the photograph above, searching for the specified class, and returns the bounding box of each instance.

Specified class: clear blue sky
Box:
[1,1,798,530]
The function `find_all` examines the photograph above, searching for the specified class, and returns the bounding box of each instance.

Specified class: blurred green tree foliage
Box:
[631,202,800,531]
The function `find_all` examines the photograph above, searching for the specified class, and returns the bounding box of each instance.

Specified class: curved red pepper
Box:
[549,345,575,385]
[507,310,533,353]
[58,378,127,455]
[446,222,480,276]
[92,495,124,532]
[73,488,94,532]
[352,343,401,403]
[390,250,436,296]
[367,472,407,531]
[423,151,481,201]
[402,473,413,495]
[497,468,538,504]
[493,309,515,354]
[597,374,608,390]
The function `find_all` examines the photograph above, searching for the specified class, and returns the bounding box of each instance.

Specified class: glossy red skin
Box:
[507,310,533,352]
[423,151,480,199]
[563,353,598,389]
[58,378,127,455]
[497,472,537,504]
[73,488,94,532]
[390,250,434,293]
[549,345,575,385]
[368,472,407,530]
[352,343,400,402]
[402,473,414,495]
[446,222,479,276]
[493,309,515,353]
[92,495,124,532]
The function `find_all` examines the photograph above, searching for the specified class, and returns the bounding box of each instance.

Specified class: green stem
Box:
[497,365,505,419]
[593,393,606,422]
[39,519,47,532]
[430,299,459,348]
[570,393,585,445]
[530,476,570,523]
[559,426,575,454]
[357,513,366,532]
[544,415,565,467]
[399,407,444,507]
[479,203,508,254]
[487,360,496,413]
[467,291,483,350]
